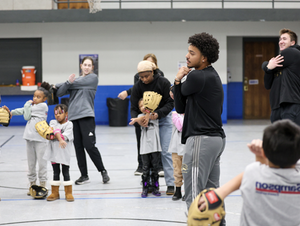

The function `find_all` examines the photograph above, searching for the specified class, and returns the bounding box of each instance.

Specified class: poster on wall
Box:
[79,54,99,76]
[178,60,187,71]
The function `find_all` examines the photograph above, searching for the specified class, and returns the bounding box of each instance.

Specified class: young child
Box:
[131,98,162,198]
[168,111,185,201]
[43,104,74,202]
[189,119,300,226]
[10,82,50,194]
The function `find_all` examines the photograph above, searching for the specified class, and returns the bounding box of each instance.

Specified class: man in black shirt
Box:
[173,33,226,210]
[262,28,300,125]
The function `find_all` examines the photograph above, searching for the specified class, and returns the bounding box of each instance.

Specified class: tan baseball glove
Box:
[35,120,54,140]
[188,188,225,226]
[0,107,10,126]
[29,185,48,199]
[143,91,162,113]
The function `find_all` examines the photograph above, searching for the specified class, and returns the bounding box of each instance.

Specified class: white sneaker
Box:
[158,170,164,177]
[134,168,143,176]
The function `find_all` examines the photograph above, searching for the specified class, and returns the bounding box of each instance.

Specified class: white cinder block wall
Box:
[0,21,299,85]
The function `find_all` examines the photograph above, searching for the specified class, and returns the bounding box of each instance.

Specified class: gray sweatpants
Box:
[182,135,226,209]
[26,140,48,183]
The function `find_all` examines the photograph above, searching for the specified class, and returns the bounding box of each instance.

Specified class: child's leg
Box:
[141,154,151,198]
[172,153,183,200]
[150,152,161,196]
[26,140,37,183]
[47,162,61,201]
[35,141,48,185]
[62,164,74,202]
[172,153,183,187]
[62,164,70,181]
[52,163,61,181]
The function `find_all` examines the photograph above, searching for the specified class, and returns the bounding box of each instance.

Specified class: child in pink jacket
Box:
[168,111,185,200]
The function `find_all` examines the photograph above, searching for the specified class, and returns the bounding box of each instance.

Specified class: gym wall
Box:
[1,21,299,125]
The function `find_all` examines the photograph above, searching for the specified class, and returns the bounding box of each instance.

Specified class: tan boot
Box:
[46,181,60,201]
[27,181,36,196]
[63,181,74,202]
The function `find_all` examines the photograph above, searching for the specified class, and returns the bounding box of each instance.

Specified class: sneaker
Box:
[134,167,143,176]
[27,181,36,195]
[75,176,89,185]
[158,169,164,177]
[101,170,110,184]
[166,186,175,195]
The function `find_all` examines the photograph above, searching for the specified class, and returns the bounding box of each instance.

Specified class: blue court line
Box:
[0,194,241,202]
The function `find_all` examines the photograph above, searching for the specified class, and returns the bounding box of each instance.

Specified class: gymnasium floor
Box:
[0,119,271,226]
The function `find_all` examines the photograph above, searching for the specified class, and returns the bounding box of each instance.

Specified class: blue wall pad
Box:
[227,82,243,119]
[2,84,228,125]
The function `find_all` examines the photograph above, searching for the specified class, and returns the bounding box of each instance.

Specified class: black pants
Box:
[271,103,300,125]
[52,163,70,181]
[135,125,163,170]
[141,152,160,181]
[72,117,105,176]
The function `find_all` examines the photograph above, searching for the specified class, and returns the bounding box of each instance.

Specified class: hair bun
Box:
[40,82,51,91]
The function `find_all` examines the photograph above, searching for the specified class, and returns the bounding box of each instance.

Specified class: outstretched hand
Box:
[247,139,263,157]
[129,114,150,127]
[68,74,76,83]
[118,91,128,100]
[267,55,284,70]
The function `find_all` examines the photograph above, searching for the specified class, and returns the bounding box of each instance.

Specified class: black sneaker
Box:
[75,176,89,185]
[166,186,175,195]
[134,167,143,176]
[101,170,110,184]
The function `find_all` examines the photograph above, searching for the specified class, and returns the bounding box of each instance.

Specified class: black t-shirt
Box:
[174,66,225,144]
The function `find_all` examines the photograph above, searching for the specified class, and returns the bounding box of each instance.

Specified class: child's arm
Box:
[172,111,183,132]
[23,101,32,120]
[53,129,67,149]
[129,113,150,127]
[11,101,32,120]
[247,139,268,165]
[198,172,244,211]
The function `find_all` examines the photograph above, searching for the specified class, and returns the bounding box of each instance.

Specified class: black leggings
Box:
[52,163,70,181]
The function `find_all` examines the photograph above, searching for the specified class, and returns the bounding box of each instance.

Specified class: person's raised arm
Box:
[247,139,268,165]
[198,172,244,211]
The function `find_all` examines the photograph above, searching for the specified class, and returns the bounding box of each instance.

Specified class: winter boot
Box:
[47,181,60,201]
[172,187,182,201]
[152,181,161,196]
[27,181,36,196]
[141,181,149,198]
[63,181,74,202]
[151,173,161,196]
[141,174,149,198]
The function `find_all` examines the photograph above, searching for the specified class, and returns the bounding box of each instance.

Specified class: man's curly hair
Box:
[188,33,219,64]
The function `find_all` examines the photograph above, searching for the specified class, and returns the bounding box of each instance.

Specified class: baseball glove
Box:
[187,188,225,226]
[35,120,54,140]
[0,107,10,127]
[29,185,48,199]
[143,91,162,113]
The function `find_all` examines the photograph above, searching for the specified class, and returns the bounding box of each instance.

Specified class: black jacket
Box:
[263,45,300,110]
[130,73,173,120]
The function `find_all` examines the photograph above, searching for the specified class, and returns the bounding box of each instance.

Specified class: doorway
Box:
[243,38,278,119]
